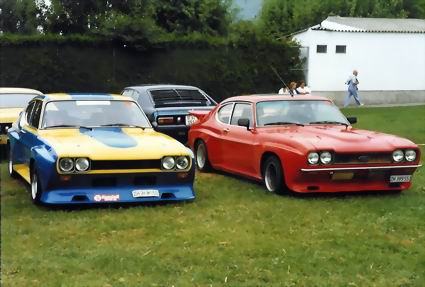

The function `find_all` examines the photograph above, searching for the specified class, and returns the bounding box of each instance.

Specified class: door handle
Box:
[223,128,230,133]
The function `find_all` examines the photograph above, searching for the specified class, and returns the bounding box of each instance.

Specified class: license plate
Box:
[332,172,354,181]
[132,189,160,198]
[390,175,411,183]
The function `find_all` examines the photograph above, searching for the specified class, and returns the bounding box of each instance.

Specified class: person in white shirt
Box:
[296,81,310,95]
[344,70,363,107]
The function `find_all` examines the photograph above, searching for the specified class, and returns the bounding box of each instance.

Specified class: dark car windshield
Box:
[150,89,214,108]
[0,93,38,108]
[41,100,151,129]
[256,100,349,126]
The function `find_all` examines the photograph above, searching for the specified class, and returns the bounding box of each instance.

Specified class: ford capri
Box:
[188,95,421,194]
[0,88,43,157]
[122,85,217,143]
[8,93,195,205]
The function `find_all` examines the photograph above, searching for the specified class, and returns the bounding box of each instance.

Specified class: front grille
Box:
[334,153,392,164]
[0,123,12,134]
[91,159,161,170]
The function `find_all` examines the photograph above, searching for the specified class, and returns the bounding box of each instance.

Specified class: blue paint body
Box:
[80,127,138,148]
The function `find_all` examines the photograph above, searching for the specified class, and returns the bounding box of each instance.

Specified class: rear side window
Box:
[217,104,234,124]
[122,89,139,101]
[25,101,36,124]
[150,89,210,108]
[230,103,252,126]
[30,101,43,128]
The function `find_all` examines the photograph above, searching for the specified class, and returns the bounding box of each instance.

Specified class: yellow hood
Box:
[38,128,190,160]
[0,108,23,123]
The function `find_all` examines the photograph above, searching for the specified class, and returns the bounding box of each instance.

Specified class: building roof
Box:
[312,16,425,33]
[0,87,43,95]
[222,94,332,104]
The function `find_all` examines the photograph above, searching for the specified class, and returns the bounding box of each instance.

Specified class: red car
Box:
[188,95,422,194]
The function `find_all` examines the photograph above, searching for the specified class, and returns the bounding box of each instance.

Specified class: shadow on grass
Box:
[206,169,403,200]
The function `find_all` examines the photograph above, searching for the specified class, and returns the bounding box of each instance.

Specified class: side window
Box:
[216,104,234,124]
[25,101,36,125]
[30,101,43,128]
[230,103,252,126]
[122,89,133,97]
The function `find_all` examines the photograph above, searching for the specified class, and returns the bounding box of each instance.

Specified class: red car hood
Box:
[260,125,417,152]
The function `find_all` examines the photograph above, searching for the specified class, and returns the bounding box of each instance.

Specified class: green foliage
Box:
[258,0,425,38]
[0,0,43,34]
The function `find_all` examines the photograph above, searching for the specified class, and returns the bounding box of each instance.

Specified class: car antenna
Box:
[270,64,294,97]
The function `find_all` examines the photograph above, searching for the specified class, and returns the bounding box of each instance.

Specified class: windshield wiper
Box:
[45,125,92,130]
[100,123,147,130]
[309,121,348,127]
[264,121,304,127]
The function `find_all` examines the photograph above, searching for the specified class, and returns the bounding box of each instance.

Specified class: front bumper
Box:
[292,164,422,193]
[40,170,195,204]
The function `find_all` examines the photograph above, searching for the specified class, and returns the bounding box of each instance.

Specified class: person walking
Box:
[344,70,363,107]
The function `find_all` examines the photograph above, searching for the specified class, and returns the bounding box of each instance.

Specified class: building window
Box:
[336,45,346,53]
[316,45,327,53]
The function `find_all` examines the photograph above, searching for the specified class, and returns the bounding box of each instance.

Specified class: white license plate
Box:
[390,175,411,183]
[132,189,160,198]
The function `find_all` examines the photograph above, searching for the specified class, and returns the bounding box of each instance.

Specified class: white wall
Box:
[293,30,425,91]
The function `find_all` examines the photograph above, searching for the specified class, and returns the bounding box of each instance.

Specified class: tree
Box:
[0,0,43,34]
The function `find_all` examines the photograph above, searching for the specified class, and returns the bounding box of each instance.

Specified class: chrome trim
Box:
[300,164,422,172]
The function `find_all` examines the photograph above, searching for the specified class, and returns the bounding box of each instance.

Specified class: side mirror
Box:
[152,121,158,128]
[347,117,357,124]
[237,118,250,130]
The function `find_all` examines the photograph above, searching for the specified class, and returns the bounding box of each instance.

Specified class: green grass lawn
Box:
[1,105,425,286]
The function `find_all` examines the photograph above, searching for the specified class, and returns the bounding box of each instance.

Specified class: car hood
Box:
[38,127,190,159]
[260,125,417,152]
[0,108,23,123]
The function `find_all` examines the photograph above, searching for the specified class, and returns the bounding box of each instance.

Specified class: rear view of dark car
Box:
[122,85,217,143]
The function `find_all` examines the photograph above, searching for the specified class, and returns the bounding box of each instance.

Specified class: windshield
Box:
[41,100,151,129]
[0,93,38,108]
[256,100,348,126]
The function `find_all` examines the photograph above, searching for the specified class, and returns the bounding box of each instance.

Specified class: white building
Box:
[292,16,425,105]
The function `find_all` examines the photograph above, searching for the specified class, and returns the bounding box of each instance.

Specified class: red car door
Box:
[220,102,257,177]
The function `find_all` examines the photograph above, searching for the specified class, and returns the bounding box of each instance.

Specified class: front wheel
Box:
[30,168,43,205]
[8,149,18,178]
[263,156,287,194]
[195,140,212,172]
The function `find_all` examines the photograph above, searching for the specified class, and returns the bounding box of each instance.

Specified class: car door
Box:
[19,100,43,174]
[220,102,257,176]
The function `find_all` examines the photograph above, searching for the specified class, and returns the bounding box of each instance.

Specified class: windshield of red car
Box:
[41,100,151,129]
[256,100,349,126]
[0,93,38,108]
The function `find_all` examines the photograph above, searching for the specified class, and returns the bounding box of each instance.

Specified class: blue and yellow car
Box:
[7,93,195,205]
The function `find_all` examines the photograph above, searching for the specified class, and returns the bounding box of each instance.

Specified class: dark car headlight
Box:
[162,156,176,170]
[59,158,74,172]
[405,149,416,162]
[75,158,90,171]
[392,150,404,162]
[176,156,190,169]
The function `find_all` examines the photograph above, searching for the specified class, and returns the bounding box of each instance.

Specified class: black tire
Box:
[8,148,18,178]
[262,156,288,195]
[195,140,212,172]
[30,167,43,205]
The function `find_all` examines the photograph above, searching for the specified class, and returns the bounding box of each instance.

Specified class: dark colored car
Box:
[122,85,217,143]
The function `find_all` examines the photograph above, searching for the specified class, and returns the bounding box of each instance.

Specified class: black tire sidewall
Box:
[263,156,284,194]
[195,140,211,172]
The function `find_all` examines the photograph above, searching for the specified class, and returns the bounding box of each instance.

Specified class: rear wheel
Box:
[263,156,287,194]
[30,168,43,205]
[195,140,211,172]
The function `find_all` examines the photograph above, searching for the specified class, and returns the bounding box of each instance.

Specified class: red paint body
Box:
[188,95,421,193]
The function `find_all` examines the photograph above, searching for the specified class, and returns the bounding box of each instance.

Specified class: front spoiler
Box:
[40,184,195,205]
